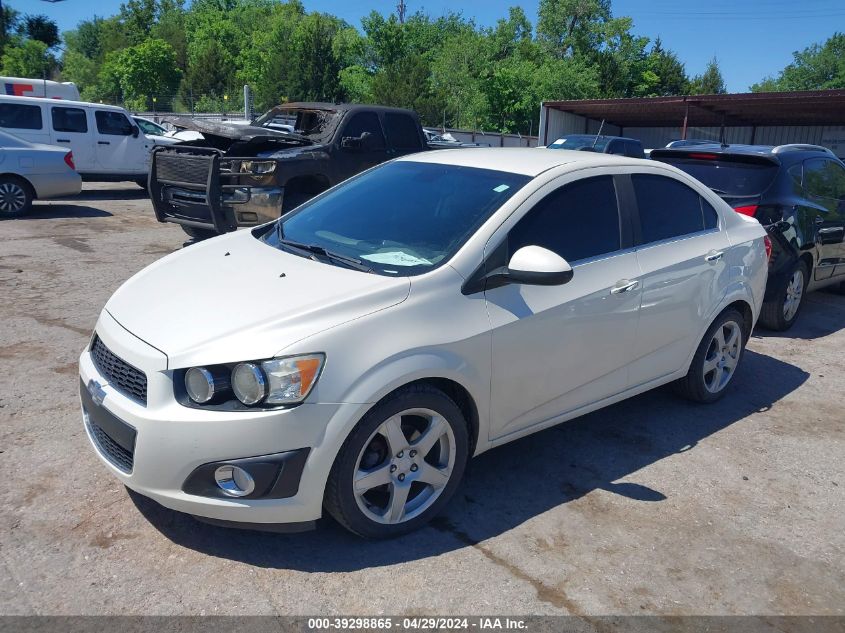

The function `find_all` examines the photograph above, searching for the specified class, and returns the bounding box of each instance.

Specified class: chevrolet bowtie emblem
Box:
[87,379,107,406]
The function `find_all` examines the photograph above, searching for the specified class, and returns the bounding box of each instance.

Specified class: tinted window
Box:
[264,162,529,276]
[509,176,621,263]
[95,111,133,135]
[548,135,611,152]
[342,112,385,149]
[626,141,644,158]
[804,158,845,200]
[51,107,87,133]
[136,118,165,135]
[633,174,708,244]
[607,140,625,155]
[0,103,42,130]
[654,154,778,196]
[383,113,422,150]
[701,198,719,230]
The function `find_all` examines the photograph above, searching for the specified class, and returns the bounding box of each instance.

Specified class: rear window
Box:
[0,103,42,130]
[384,113,423,150]
[653,154,778,196]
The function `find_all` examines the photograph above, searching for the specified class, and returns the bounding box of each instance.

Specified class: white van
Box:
[0,95,153,183]
[1,77,81,100]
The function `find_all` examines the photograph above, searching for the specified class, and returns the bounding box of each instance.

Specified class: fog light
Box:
[214,465,255,497]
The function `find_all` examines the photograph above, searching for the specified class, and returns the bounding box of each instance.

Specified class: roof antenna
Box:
[591,119,605,149]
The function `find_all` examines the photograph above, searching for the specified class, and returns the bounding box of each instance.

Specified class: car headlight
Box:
[239,160,276,174]
[183,354,325,408]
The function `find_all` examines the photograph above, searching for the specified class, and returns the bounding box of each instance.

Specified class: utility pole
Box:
[396,0,406,24]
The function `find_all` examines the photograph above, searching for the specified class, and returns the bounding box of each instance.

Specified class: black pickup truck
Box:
[150,103,430,238]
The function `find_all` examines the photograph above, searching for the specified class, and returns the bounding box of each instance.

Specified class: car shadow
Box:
[753,292,845,341]
[130,349,809,571]
[55,187,147,202]
[17,205,113,219]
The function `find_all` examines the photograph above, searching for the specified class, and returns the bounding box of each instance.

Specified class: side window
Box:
[383,113,422,150]
[95,111,133,136]
[51,107,88,133]
[632,174,708,244]
[700,198,719,230]
[509,175,621,263]
[804,158,845,200]
[0,103,42,130]
[341,112,385,149]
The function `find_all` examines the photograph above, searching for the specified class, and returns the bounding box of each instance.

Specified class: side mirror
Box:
[505,246,573,285]
[341,136,361,149]
[131,125,140,138]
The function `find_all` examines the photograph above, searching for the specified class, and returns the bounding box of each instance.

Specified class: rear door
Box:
[49,105,94,172]
[383,112,425,159]
[335,111,389,182]
[94,109,150,175]
[626,172,731,388]
[802,158,845,279]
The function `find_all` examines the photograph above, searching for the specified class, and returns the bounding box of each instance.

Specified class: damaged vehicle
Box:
[150,103,428,239]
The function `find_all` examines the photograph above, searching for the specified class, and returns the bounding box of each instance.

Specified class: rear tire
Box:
[0,176,33,218]
[758,260,808,331]
[324,384,469,539]
[672,308,747,404]
[180,225,218,241]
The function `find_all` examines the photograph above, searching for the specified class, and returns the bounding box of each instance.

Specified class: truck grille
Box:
[155,152,211,185]
[90,335,147,405]
[86,417,135,473]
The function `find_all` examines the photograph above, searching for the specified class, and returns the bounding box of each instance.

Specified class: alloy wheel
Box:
[0,182,26,214]
[783,269,804,322]
[702,320,742,394]
[353,408,456,524]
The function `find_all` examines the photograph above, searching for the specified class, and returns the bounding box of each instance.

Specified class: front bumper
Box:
[78,311,361,525]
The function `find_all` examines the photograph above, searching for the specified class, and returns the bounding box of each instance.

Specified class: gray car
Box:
[0,128,82,217]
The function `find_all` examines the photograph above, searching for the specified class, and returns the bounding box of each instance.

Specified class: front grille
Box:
[156,152,212,185]
[90,335,147,405]
[86,417,134,473]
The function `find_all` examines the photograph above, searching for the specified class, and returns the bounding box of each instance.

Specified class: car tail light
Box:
[763,235,772,260]
[688,153,719,160]
[733,204,758,217]
[64,151,76,170]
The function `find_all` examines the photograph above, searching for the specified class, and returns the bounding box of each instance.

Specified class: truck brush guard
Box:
[150,146,236,233]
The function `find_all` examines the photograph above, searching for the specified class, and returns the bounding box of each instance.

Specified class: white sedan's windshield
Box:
[261,161,530,276]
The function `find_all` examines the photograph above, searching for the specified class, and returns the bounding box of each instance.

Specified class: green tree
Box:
[2,39,56,78]
[537,0,613,57]
[689,57,727,94]
[19,15,60,49]
[103,38,182,109]
[637,37,688,96]
[751,33,845,92]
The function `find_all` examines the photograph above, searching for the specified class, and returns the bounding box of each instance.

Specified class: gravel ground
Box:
[0,183,843,616]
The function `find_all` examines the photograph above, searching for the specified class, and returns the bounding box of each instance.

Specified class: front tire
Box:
[324,385,469,538]
[759,260,808,331]
[673,308,747,403]
[0,176,33,218]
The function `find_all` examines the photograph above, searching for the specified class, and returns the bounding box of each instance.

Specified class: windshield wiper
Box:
[276,236,374,273]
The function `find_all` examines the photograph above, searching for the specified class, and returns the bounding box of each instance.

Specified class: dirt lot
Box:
[0,183,843,616]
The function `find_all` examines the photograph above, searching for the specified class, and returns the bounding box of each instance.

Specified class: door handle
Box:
[98,141,110,145]
[704,250,724,263]
[610,279,639,294]
[57,139,70,143]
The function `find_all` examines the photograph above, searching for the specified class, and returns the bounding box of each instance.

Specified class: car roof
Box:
[556,134,641,143]
[397,147,644,176]
[0,94,127,112]
[278,102,418,116]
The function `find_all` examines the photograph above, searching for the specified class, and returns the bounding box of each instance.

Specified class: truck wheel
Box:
[758,260,808,331]
[181,225,218,241]
[0,176,33,218]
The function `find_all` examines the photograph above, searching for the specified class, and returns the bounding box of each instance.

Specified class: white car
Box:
[0,128,81,217]
[79,148,768,537]
[133,116,181,146]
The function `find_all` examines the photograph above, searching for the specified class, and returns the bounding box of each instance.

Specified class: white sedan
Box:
[79,148,768,537]
[0,128,81,217]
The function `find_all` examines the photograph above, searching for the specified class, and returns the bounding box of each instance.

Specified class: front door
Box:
[94,110,150,175]
[625,173,731,387]
[49,105,95,172]
[487,174,642,441]
[336,111,389,182]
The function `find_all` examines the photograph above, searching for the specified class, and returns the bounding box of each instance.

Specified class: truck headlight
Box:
[239,160,276,174]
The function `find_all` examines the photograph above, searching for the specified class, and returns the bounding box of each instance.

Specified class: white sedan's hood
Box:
[105,230,410,368]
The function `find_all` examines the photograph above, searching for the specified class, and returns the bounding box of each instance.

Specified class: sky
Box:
[11,0,845,92]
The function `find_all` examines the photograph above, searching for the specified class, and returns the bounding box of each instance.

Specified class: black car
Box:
[652,143,845,330]
[547,134,646,158]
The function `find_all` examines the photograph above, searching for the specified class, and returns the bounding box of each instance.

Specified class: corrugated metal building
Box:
[538,90,845,157]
